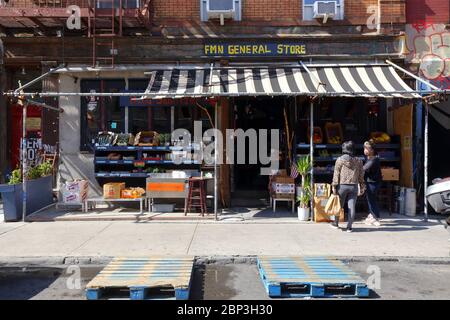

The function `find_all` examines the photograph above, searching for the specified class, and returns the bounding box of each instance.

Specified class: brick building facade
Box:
[0,0,428,201]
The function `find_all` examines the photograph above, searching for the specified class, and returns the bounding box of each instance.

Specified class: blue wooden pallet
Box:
[257,256,369,298]
[86,257,194,300]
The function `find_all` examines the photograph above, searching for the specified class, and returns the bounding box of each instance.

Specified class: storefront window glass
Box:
[80,79,125,151]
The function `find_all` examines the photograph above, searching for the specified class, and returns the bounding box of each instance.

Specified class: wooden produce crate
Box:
[381,168,399,181]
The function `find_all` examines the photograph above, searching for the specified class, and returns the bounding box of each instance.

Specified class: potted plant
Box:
[296,155,312,221]
[0,161,54,222]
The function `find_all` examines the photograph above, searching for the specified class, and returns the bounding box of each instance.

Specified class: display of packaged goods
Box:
[61,180,89,204]
[103,182,126,199]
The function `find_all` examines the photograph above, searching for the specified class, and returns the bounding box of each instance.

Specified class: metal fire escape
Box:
[88,0,123,68]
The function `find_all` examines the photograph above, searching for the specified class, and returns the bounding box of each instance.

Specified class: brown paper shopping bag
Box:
[325,194,342,217]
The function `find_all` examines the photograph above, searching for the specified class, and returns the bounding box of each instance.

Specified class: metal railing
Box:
[0,0,145,8]
[1,0,90,8]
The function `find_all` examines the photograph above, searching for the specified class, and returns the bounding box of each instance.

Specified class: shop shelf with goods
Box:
[93,132,202,188]
[294,97,401,185]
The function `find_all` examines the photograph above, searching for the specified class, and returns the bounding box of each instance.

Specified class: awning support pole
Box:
[310,99,315,221]
[385,60,441,91]
[214,101,218,221]
[21,99,28,222]
[424,100,429,222]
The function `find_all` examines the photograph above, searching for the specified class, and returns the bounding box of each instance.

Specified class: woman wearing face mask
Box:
[363,140,382,227]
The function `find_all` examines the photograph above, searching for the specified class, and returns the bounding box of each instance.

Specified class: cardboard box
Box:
[381,168,399,181]
[272,176,295,184]
[103,182,125,199]
[61,180,88,204]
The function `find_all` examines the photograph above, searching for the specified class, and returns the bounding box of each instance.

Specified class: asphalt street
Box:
[0,259,449,300]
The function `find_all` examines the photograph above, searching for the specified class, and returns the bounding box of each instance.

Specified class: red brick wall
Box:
[153,0,200,20]
[406,0,450,23]
[241,0,301,21]
[150,0,407,25]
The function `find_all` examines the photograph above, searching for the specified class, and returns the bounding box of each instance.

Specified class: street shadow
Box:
[189,264,206,300]
[252,207,297,219]
[0,267,61,300]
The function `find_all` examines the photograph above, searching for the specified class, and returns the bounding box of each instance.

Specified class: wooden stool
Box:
[185,177,207,216]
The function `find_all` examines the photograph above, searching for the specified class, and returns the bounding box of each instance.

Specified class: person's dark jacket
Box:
[363,156,382,183]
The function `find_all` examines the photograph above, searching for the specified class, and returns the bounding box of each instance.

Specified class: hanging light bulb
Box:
[21,67,26,75]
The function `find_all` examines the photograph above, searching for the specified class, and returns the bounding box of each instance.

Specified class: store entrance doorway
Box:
[232,97,285,199]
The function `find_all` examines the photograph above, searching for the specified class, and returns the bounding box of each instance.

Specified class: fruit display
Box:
[370,132,391,143]
[121,187,145,199]
[134,131,160,146]
[328,136,342,144]
[324,122,343,145]
[318,150,330,158]
[307,127,323,144]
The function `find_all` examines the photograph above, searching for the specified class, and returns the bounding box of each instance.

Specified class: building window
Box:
[200,0,242,22]
[303,0,344,21]
[80,79,126,151]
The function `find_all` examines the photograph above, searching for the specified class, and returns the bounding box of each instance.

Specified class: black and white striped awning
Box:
[141,64,421,99]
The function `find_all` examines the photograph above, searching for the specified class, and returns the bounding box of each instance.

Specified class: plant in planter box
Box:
[296,155,312,220]
[0,161,54,222]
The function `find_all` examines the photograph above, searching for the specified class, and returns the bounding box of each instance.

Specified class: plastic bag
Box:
[325,194,342,216]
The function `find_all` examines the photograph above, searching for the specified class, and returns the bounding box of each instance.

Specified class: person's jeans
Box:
[366,181,381,219]
[337,184,358,229]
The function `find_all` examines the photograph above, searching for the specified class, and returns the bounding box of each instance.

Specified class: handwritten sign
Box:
[204,43,307,57]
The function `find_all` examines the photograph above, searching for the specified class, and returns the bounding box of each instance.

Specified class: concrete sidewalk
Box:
[0,214,449,260]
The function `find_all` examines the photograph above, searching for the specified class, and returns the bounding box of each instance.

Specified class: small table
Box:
[84,197,146,214]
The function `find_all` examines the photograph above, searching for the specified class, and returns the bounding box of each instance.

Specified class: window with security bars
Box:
[303,0,344,21]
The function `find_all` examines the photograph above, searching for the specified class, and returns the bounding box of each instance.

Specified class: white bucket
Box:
[297,207,310,221]
[404,188,417,217]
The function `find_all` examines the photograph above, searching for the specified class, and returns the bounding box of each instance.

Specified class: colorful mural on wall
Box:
[405,22,450,89]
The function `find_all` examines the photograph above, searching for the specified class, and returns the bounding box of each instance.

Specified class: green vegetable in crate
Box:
[115,133,131,146]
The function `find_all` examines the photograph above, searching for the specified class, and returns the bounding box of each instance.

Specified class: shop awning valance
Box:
[140,64,422,99]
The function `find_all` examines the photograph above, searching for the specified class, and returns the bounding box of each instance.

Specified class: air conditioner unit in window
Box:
[313,1,338,23]
[200,0,242,25]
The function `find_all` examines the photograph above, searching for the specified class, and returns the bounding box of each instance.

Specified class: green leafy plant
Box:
[297,184,311,209]
[7,161,53,184]
[8,168,22,185]
[296,156,312,208]
[39,161,53,177]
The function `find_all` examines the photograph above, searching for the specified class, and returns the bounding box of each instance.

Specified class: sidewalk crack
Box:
[186,222,199,255]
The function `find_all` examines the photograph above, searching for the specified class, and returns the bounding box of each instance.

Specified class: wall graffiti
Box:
[405,21,450,89]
